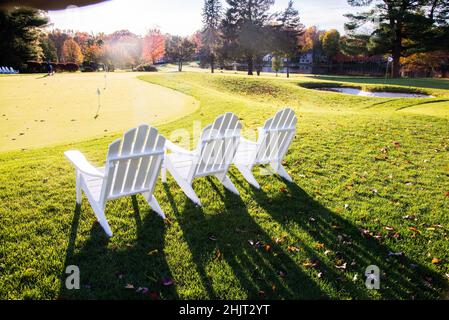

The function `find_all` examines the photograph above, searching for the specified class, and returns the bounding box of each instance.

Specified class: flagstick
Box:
[95,88,101,119]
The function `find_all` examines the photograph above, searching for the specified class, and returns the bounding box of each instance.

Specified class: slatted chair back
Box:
[100,124,166,204]
[190,112,242,180]
[255,108,297,165]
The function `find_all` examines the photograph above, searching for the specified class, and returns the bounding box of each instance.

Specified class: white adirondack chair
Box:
[0,67,8,74]
[163,112,242,206]
[65,124,166,237]
[233,108,297,189]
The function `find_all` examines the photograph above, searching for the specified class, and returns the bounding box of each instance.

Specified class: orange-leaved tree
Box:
[61,38,84,64]
[141,29,165,65]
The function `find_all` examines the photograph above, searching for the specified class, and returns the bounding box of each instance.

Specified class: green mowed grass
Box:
[0,72,448,300]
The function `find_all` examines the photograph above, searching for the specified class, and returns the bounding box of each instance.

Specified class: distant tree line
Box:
[1,1,448,77]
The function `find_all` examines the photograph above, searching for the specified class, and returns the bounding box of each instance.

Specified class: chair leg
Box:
[219,174,240,195]
[144,193,166,219]
[235,164,260,189]
[179,180,202,206]
[271,162,293,183]
[166,159,202,206]
[91,203,113,237]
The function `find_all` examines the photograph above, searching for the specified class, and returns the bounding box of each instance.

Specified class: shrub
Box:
[81,61,99,72]
[134,64,158,72]
[22,61,80,73]
[23,61,46,73]
[64,63,79,72]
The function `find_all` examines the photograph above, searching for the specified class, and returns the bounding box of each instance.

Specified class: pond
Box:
[316,87,433,98]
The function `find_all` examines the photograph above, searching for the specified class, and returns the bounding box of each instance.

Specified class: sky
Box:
[47,0,364,36]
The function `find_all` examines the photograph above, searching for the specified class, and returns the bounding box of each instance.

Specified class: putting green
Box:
[0,72,199,152]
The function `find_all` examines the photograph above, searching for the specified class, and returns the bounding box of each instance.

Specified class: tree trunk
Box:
[247,56,253,75]
[210,54,215,74]
[178,60,182,72]
[286,58,290,78]
[389,4,403,78]
[392,45,401,78]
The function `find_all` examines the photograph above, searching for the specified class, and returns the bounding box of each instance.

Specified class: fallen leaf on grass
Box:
[136,287,149,294]
[409,227,421,234]
[374,234,382,240]
[274,237,285,244]
[287,245,300,252]
[385,226,395,232]
[352,274,359,282]
[360,229,371,238]
[303,260,319,269]
[161,277,174,286]
[431,258,441,265]
[315,243,325,249]
[445,192,449,197]
[148,249,158,256]
[208,235,218,241]
[335,262,347,270]
[264,244,271,252]
[403,215,416,221]
[124,284,135,290]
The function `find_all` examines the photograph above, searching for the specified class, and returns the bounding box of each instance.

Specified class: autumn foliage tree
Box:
[141,29,165,64]
[321,29,340,62]
[61,38,83,64]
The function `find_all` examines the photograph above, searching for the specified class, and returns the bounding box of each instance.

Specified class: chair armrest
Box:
[165,140,195,156]
[64,150,104,178]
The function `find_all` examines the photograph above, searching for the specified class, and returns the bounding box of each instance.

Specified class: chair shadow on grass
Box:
[227,168,445,300]
[59,197,178,300]
[163,180,327,299]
